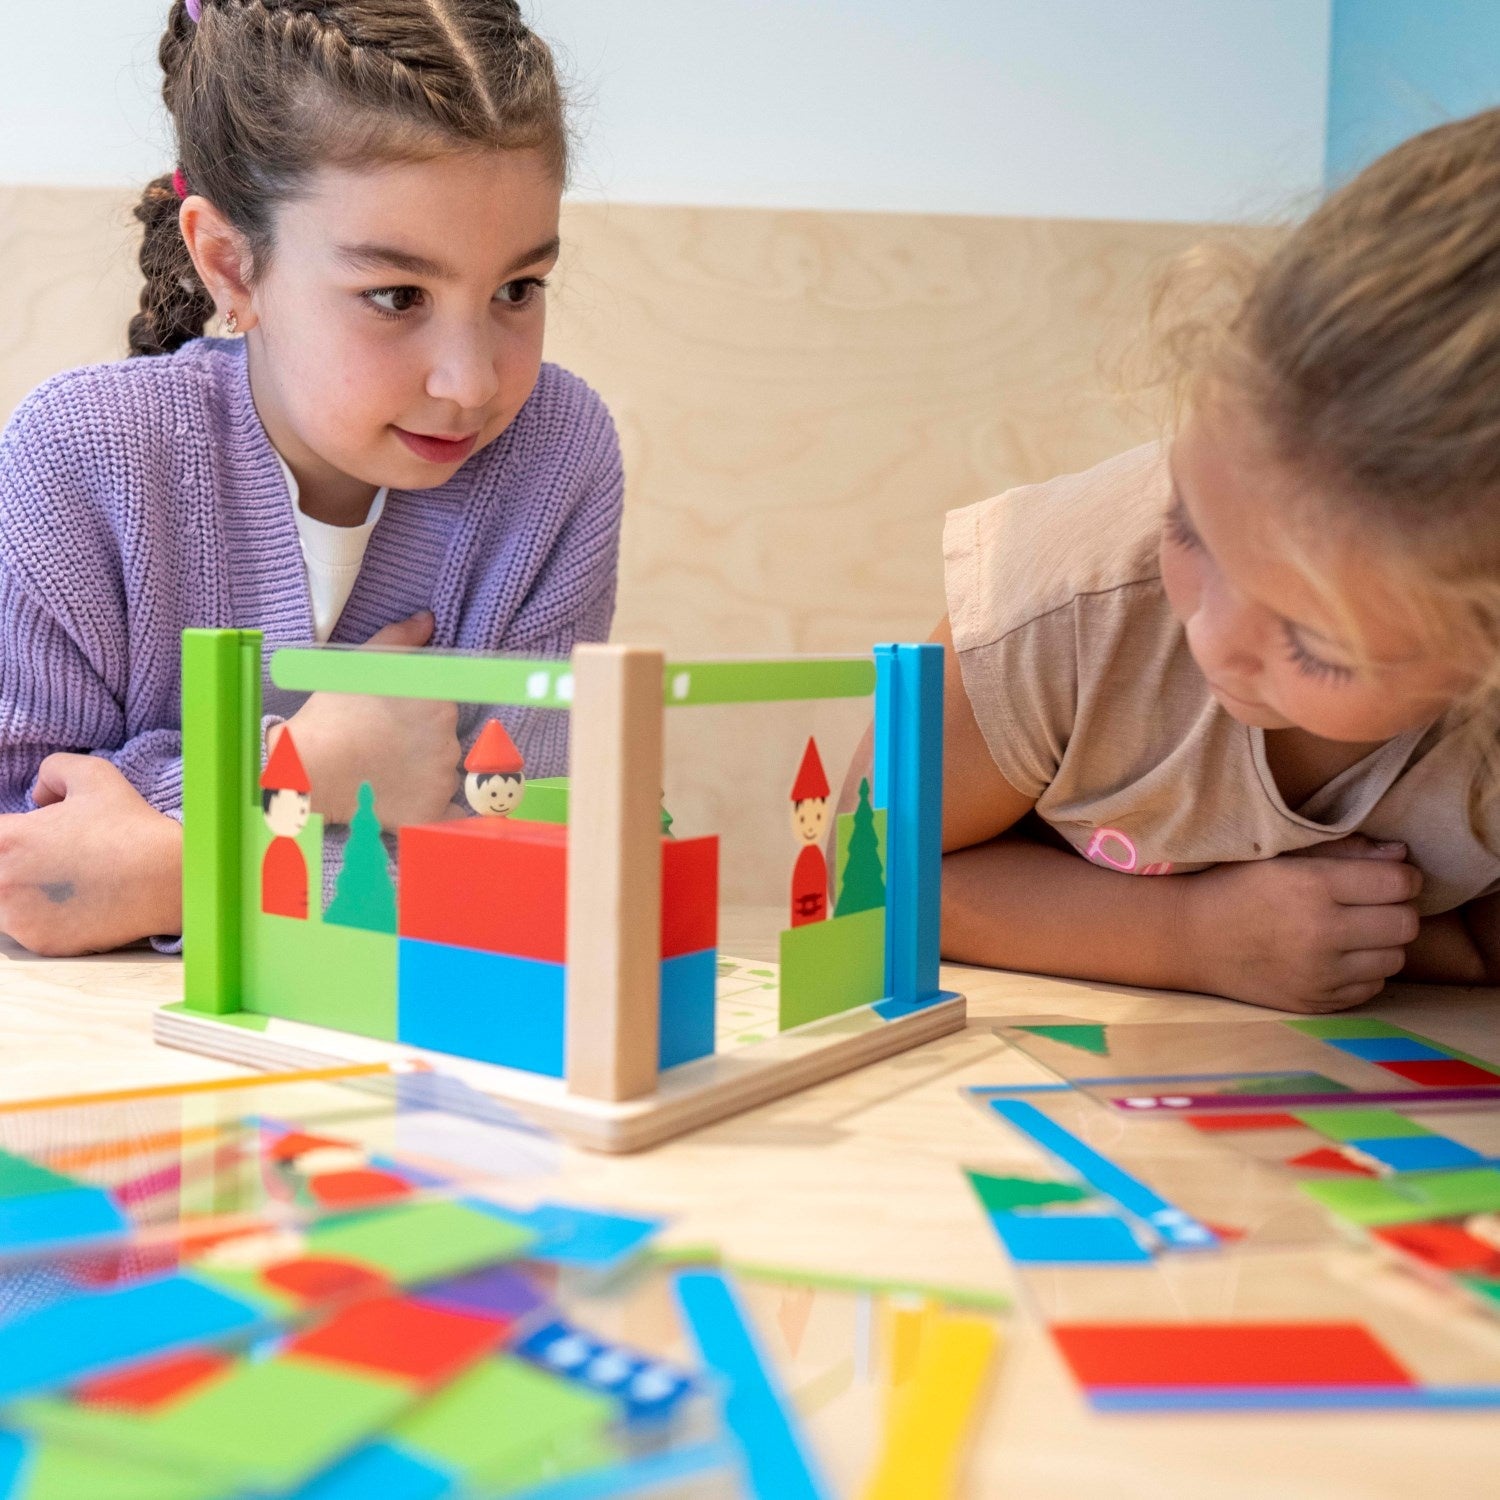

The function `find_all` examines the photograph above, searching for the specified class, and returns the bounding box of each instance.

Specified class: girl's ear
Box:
[178,197,260,333]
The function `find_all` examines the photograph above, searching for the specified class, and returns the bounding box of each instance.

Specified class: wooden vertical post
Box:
[564,645,665,1101]
[182,628,258,1015]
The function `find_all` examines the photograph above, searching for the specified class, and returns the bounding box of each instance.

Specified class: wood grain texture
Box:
[564,644,663,1103]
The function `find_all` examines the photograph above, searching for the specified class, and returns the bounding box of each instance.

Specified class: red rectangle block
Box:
[398,820,568,962]
[1050,1323,1416,1390]
[662,836,718,959]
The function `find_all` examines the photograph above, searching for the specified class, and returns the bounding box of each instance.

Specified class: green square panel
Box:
[1298,1177,1433,1227]
[305,1201,534,1285]
[1402,1168,1500,1218]
[1284,1018,1410,1040]
[778,908,886,1030]
[141,1356,408,1489]
[1290,1109,1433,1142]
[398,1356,615,1482]
[23,1441,222,1500]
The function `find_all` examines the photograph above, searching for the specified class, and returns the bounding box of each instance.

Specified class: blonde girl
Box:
[940,109,1500,1013]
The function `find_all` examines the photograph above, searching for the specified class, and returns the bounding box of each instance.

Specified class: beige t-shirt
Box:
[943,443,1500,916]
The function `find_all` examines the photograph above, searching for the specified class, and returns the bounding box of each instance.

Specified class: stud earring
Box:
[224,308,240,336]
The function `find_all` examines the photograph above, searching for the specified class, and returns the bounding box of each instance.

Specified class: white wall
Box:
[4,0,1331,223]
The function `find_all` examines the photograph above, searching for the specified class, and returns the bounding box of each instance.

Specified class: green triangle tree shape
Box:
[1017,1023,1110,1058]
[836,777,885,916]
[324,782,396,933]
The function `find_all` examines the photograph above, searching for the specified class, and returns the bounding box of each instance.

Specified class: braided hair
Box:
[131,0,567,357]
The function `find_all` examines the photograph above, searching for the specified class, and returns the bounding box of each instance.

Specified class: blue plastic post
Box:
[876,642,944,1003]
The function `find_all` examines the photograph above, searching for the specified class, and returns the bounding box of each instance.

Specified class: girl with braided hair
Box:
[0,1,621,954]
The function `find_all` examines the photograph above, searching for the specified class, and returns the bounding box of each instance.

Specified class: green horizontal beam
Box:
[270,649,876,707]
[270,649,576,707]
[661,658,874,705]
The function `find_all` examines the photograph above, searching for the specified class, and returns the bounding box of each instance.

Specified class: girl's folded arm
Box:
[0,568,184,818]
[935,615,1199,987]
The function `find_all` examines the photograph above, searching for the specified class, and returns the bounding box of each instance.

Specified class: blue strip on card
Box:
[674,1271,829,1500]
[0,1272,267,1401]
[0,1185,128,1253]
[988,1212,1152,1264]
[0,1431,29,1500]
[987,1099,1218,1251]
[514,1440,738,1500]
[1345,1137,1487,1173]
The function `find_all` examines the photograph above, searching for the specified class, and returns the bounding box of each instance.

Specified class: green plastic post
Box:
[182,629,260,1014]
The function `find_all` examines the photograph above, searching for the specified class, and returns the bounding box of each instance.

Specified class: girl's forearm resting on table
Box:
[941,836,1197,992]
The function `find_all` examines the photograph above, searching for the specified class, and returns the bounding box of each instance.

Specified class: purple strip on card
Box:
[1111,1086,1500,1114]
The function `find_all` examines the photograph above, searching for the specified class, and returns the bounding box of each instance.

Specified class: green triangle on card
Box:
[1016,1024,1110,1058]
[964,1169,1093,1214]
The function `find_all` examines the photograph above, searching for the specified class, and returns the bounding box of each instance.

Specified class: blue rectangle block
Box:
[1348,1136,1488,1172]
[0,1273,267,1401]
[0,1184,128,1252]
[988,1213,1152,1264]
[660,949,715,1070]
[399,939,565,1076]
[1329,1037,1451,1062]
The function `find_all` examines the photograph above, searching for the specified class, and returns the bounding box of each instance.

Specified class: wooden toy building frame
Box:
[156,633,965,1151]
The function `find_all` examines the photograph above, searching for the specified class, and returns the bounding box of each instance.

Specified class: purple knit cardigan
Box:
[0,338,623,822]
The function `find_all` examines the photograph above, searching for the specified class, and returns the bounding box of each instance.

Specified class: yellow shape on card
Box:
[861,1312,998,1500]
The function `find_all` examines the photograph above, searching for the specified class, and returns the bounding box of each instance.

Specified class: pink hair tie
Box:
[172,168,190,201]
[186,0,202,20]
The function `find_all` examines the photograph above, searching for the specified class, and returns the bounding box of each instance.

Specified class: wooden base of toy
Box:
[154,990,967,1153]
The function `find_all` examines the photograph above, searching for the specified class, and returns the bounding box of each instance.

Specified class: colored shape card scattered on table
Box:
[675,1270,830,1500]
[963,1170,1093,1213]
[859,1311,998,1500]
[467,1201,662,1273]
[11,1292,512,1493]
[999,1018,1500,1112]
[515,1317,698,1423]
[0,1272,272,1402]
[1043,1322,1500,1411]
[985,1099,1218,1250]
[985,1213,1152,1265]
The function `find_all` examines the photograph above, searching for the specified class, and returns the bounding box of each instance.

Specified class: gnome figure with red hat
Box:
[261,728,312,919]
[464,719,526,817]
[789,737,832,928]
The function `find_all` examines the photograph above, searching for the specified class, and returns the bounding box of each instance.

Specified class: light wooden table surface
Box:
[2,929,1497,1499]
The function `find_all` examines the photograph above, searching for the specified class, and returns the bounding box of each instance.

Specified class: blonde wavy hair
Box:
[1150,108,1500,805]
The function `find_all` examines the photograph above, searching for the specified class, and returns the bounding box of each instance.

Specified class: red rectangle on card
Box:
[1377,1059,1500,1087]
[1050,1323,1415,1389]
[1186,1112,1301,1133]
